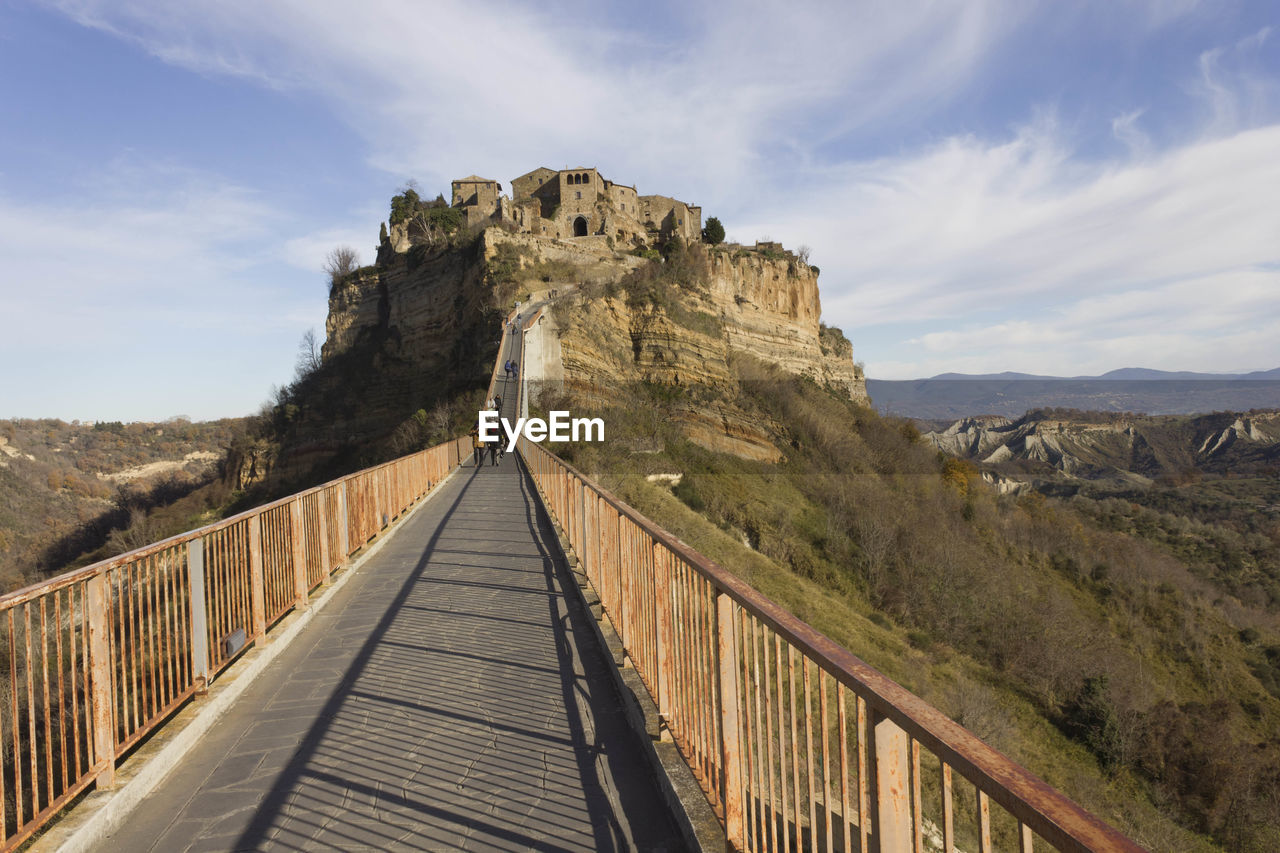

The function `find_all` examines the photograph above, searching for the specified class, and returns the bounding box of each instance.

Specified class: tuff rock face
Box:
[323,226,868,462]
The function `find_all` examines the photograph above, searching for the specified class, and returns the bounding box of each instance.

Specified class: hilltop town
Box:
[380,166,706,254]
[459,166,702,246]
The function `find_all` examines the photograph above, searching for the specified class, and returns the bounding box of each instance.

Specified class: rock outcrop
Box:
[924,410,1280,485]
[320,210,869,465]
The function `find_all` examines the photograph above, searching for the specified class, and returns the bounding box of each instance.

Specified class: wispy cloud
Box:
[43,0,1026,203]
[0,160,330,418]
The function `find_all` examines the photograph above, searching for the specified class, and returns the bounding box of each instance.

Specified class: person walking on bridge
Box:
[470,425,483,467]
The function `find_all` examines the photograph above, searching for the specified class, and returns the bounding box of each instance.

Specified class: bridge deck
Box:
[107,365,682,850]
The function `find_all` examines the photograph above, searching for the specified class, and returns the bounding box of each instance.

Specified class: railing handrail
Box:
[518,437,1146,852]
[0,445,446,611]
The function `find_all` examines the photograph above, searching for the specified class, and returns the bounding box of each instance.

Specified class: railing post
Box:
[86,574,116,789]
[337,480,351,569]
[317,492,332,585]
[188,538,210,690]
[871,713,912,853]
[654,543,673,726]
[575,480,584,559]
[248,513,266,641]
[290,499,308,609]
[716,591,744,850]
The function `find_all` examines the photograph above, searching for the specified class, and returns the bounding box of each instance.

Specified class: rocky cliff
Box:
[307,202,870,468]
[317,219,868,464]
[519,238,867,460]
[924,409,1280,485]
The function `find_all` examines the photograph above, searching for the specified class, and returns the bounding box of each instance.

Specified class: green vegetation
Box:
[533,356,1280,852]
[701,215,725,245]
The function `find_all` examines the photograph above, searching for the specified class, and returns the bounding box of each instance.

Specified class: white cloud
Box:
[744,118,1280,376]
[0,162,327,419]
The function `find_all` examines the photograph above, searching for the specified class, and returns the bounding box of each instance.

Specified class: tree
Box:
[296,329,322,379]
[324,246,360,290]
[701,216,725,245]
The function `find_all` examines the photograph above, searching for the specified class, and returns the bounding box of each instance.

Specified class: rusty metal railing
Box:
[519,438,1147,853]
[0,434,468,849]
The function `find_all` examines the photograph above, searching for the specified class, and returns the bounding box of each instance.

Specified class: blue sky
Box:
[2,1,1278,421]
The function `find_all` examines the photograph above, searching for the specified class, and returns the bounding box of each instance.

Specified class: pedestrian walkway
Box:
[107,451,684,850]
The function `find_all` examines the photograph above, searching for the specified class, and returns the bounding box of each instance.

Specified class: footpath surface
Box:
[106,434,684,850]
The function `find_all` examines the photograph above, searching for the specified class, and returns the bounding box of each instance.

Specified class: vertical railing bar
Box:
[739,614,754,853]
[942,763,955,853]
[912,739,924,853]
[751,615,767,851]
[144,555,157,719]
[40,597,53,806]
[126,563,139,735]
[788,645,801,853]
[162,549,176,703]
[11,609,24,827]
[74,584,87,780]
[0,613,7,837]
[821,669,832,853]
[57,590,68,792]
[804,657,816,853]
[856,695,868,853]
[215,532,228,666]
[978,789,992,853]
[67,587,81,784]
[837,685,850,853]
[763,629,776,853]
[775,634,789,853]
[705,580,720,796]
[25,605,39,813]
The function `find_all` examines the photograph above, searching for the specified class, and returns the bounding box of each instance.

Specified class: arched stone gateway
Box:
[573,215,588,237]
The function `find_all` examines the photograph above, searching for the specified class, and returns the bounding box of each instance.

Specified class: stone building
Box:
[451,166,701,247]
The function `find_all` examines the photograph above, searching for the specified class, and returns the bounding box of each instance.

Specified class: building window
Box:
[576,191,582,199]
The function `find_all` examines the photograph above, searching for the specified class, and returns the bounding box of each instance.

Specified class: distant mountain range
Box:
[926,367,1280,381]
[868,367,1280,419]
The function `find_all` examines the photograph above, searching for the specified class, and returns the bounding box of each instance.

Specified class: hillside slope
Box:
[523,278,1279,849]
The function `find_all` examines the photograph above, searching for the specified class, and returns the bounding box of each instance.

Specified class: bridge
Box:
[0,312,1146,852]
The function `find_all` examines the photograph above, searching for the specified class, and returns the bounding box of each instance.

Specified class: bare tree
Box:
[324,246,360,290]
[428,400,455,437]
[296,328,322,379]
[796,245,812,265]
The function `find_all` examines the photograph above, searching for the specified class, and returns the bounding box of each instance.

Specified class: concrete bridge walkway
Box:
[106,332,682,850]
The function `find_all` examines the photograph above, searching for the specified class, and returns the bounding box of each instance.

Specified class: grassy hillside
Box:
[534,357,1280,852]
[0,417,244,592]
